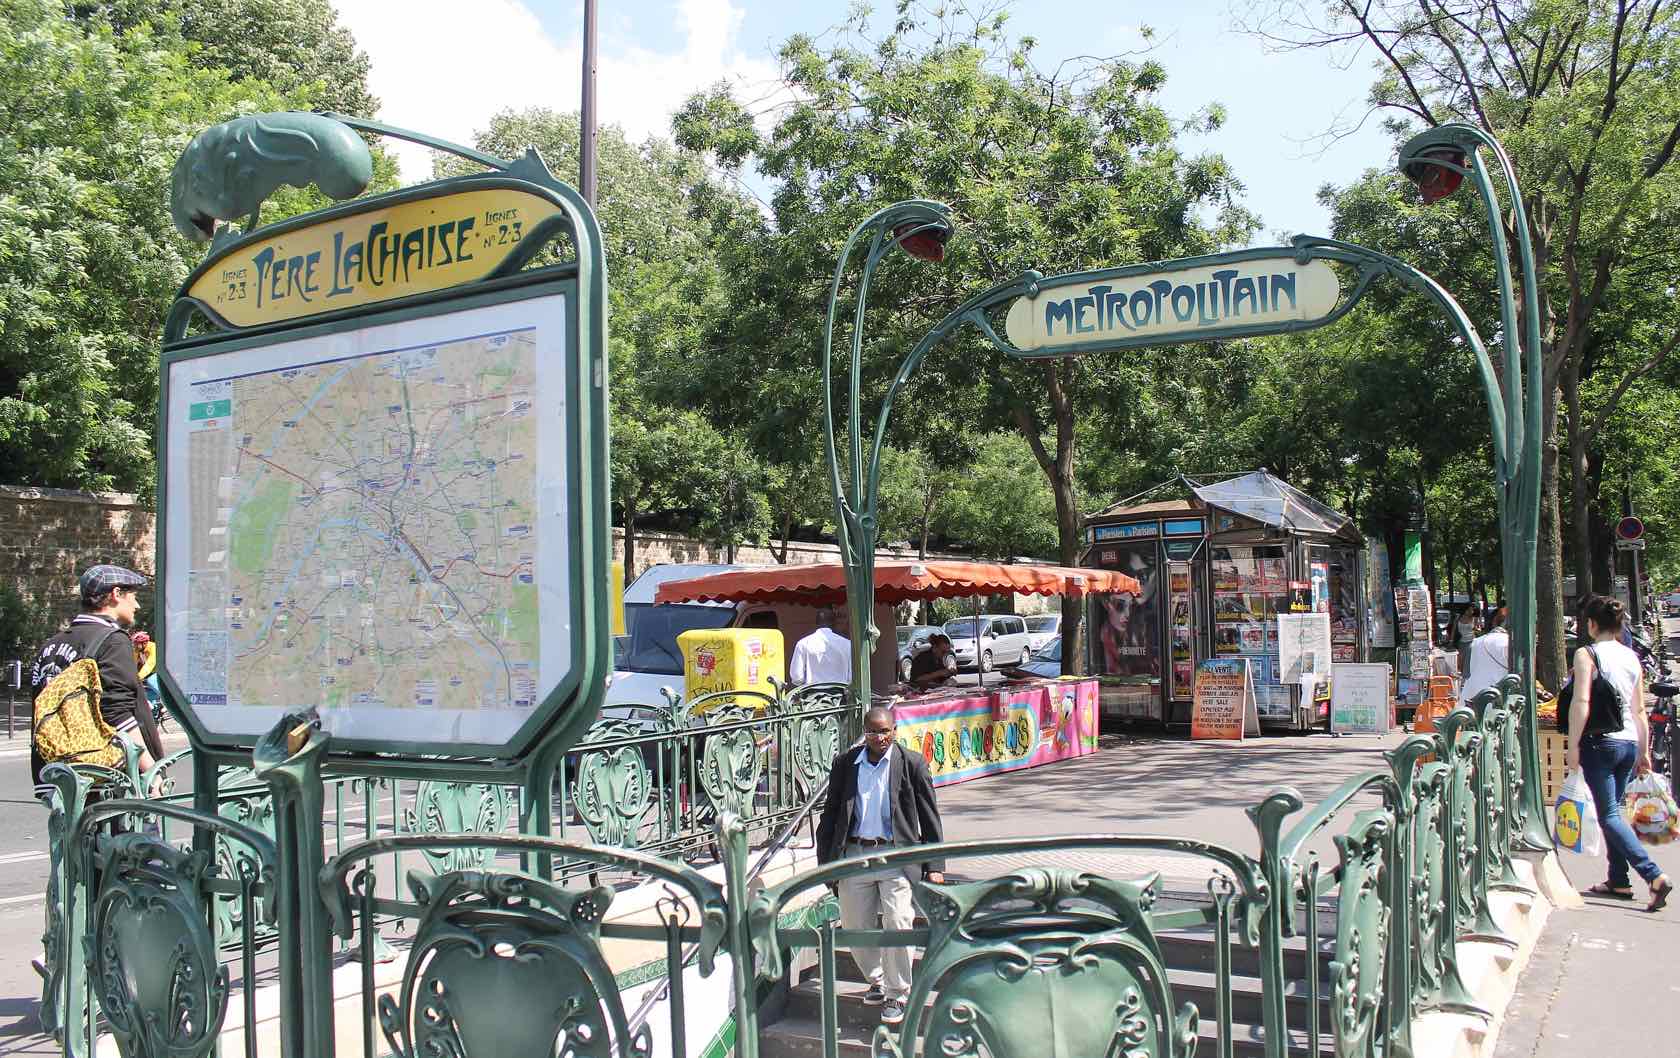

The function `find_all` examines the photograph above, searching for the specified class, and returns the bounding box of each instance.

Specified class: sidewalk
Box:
[934,727,1411,882]
[1494,809,1680,1057]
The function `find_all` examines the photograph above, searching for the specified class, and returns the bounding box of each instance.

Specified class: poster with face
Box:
[1095,542,1160,678]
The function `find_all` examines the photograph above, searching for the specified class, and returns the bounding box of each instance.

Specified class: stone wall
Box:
[0,485,1055,636]
[0,485,156,628]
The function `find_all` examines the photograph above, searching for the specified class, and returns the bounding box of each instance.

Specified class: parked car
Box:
[944,614,1031,672]
[1010,636,1062,680]
[1024,614,1061,652]
[896,624,941,682]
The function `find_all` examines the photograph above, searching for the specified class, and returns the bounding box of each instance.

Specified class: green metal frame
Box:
[823,125,1551,851]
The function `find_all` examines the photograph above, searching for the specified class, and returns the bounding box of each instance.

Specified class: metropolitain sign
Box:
[1004,256,1341,352]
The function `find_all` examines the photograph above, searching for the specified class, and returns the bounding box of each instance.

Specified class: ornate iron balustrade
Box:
[37,679,1544,1058]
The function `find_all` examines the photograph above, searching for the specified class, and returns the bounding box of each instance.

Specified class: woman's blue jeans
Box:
[1579,735,1662,887]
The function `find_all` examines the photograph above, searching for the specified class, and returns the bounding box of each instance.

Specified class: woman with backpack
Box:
[1566,594,1673,910]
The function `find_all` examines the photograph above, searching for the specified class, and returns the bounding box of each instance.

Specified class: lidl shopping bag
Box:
[1624,772,1680,846]
[1554,770,1603,855]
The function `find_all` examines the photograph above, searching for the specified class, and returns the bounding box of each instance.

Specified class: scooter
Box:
[1651,680,1677,799]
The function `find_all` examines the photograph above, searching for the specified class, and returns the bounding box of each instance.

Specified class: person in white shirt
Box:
[789,608,852,686]
[1566,594,1671,911]
[1457,606,1509,707]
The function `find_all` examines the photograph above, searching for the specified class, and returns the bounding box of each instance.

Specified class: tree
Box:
[0,1,293,491]
[676,1,1255,671]
[73,0,379,115]
[934,433,1059,559]
[1243,0,1680,686]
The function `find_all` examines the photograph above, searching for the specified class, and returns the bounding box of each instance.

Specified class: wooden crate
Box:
[1541,730,1570,803]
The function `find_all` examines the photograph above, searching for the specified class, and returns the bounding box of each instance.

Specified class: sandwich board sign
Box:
[1329,663,1393,735]
[1192,658,1261,740]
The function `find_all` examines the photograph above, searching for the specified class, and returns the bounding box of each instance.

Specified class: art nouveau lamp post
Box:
[1399,124,1552,849]
[820,201,954,715]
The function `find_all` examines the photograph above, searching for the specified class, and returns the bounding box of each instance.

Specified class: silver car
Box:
[1025,614,1061,653]
[944,614,1031,672]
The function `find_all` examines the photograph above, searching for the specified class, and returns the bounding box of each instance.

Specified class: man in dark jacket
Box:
[814,706,944,1024]
[30,565,164,783]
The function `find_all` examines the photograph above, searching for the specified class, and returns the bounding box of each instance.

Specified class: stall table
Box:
[894,677,1100,787]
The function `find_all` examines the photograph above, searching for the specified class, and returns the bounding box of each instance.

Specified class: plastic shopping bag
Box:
[1555,769,1603,856]
[1623,773,1680,846]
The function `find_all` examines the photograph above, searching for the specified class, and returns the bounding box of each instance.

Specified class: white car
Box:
[944,614,1032,672]
[1025,614,1061,653]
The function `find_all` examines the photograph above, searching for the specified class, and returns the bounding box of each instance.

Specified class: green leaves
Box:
[0,1,382,495]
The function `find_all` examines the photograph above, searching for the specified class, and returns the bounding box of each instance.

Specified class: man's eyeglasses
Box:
[864,726,895,738]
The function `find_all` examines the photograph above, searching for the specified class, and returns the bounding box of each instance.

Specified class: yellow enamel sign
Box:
[186,187,563,328]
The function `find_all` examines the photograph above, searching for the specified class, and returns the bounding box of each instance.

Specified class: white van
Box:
[605,563,897,715]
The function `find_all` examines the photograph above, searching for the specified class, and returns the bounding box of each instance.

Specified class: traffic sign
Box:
[1616,516,1645,542]
[1616,538,1646,551]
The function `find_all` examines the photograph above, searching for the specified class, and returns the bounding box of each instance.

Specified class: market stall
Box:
[654,560,1138,786]
[1083,470,1368,729]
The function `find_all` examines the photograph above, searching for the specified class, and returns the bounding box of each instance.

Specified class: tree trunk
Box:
[623,497,639,584]
[1564,359,1594,600]
[1536,399,1568,691]
[1013,363,1085,676]
[774,508,792,563]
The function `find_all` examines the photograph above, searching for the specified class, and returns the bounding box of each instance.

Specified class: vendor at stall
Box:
[906,633,958,690]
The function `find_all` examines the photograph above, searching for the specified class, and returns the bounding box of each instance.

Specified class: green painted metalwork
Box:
[379,873,641,1058]
[169,112,373,243]
[571,718,658,847]
[1327,811,1395,1058]
[888,869,1199,1058]
[401,782,517,873]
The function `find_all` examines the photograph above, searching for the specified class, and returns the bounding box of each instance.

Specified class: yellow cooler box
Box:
[677,628,785,711]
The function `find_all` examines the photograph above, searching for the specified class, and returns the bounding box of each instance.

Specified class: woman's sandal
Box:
[1648,876,1673,913]
[1586,882,1635,899]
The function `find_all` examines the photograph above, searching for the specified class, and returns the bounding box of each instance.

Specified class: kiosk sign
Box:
[1004,256,1341,353]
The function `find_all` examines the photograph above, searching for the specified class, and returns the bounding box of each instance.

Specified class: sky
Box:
[330,0,1394,241]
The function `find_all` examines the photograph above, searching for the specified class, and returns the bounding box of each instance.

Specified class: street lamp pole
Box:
[580,0,598,207]
[1400,123,1552,849]
[820,201,955,715]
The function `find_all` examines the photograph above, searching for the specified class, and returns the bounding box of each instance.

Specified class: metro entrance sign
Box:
[826,121,1556,858]
[157,113,610,761]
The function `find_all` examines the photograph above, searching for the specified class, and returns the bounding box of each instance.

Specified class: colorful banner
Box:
[895,679,1100,787]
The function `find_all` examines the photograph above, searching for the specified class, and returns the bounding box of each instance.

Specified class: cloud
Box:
[332,0,781,181]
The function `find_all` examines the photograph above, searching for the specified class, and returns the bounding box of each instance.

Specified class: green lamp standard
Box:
[1398,123,1552,850]
[820,200,955,718]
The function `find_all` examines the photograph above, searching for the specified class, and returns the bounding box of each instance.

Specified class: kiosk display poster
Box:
[1192,658,1261,740]
[1211,545,1292,718]
[1330,663,1393,735]
[1168,562,1196,700]
[1093,543,1160,680]
[1277,613,1332,683]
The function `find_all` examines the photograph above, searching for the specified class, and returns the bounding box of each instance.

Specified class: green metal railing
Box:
[35,677,1543,1058]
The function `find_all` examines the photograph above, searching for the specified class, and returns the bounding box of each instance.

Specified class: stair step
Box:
[758,1015,874,1058]
[1158,927,1336,980]
[757,1012,1335,1058]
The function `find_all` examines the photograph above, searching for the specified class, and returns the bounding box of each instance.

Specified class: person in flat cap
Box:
[29,564,164,782]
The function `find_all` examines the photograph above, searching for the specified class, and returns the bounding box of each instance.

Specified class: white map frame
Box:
[162,294,572,748]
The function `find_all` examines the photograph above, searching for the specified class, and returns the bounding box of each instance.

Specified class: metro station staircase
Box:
[758,897,1340,1058]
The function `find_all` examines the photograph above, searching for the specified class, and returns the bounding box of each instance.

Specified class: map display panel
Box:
[163,295,572,747]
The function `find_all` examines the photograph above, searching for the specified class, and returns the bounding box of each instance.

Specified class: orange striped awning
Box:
[653,560,1140,607]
